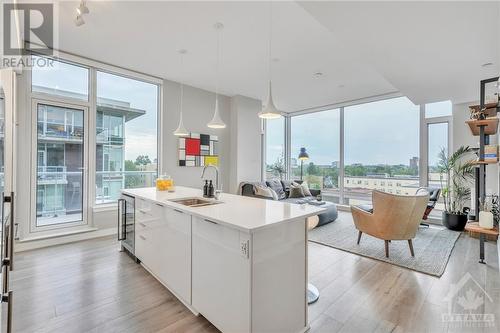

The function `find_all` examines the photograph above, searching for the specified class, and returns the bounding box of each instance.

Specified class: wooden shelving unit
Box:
[467,76,500,223]
[466,118,499,136]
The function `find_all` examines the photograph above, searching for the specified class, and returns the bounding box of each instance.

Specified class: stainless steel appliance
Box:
[118,194,136,259]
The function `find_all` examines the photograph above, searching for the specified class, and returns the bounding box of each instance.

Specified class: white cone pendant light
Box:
[174,50,189,136]
[259,81,282,119]
[208,97,226,128]
[258,1,282,119]
[208,22,227,129]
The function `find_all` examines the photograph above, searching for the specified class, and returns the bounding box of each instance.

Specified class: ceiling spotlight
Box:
[481,62,494,68]
[313,72,323,78]
[75,15,85,27]
[77,1,89,15]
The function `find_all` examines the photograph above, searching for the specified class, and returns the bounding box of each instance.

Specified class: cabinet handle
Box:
[117,199,125,241]
[155,203,164,207]
[139,222,146,227]
[138,209,147,214]
[174,209,184,214]
[139,235,146,240]
[204,219,218,225]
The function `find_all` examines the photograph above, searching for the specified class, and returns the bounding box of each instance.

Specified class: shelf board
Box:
[465,222,499,236]
[466,117,499,136]
[472,160,498,165]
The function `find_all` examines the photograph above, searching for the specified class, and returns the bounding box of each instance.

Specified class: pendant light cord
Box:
[268,0,272,88]
[180,52,184,121]
[216,25,221,99]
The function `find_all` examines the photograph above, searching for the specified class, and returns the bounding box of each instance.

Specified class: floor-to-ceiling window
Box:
[265,117,285,180]
[290,109,341,202]
[32,57,89,227]
[29,54,161,232]
[425,101,452,217]
[343,97,420,205]
[95,72,159,204]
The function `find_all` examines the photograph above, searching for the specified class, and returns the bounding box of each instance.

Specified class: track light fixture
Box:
[75,1,89,27]
[74,15,85,27]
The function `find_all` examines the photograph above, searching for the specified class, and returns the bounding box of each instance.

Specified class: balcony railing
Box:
[96,127,124,145]
[37,121,83,140]
[95,170,157,204]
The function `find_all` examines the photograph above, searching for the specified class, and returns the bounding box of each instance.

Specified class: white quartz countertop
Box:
[122,186,327,232]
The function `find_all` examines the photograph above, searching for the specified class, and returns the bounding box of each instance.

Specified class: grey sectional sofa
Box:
[240,180,338,226]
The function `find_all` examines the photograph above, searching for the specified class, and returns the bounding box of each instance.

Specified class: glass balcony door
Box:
[32,100,88,229]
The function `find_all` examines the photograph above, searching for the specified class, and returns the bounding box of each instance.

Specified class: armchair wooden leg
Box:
[385,240,390,258]
[408,239,415,257]
[357,231,362,245]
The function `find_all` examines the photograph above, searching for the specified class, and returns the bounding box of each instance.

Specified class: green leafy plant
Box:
[437,146,475,214]
[490,195,499,226]
[269,156,286,180]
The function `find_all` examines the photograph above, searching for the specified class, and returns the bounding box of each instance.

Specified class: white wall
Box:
[162,79,231,192]
[229,95,263,193]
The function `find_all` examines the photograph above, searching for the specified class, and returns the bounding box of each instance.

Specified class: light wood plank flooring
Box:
[11,212,500,332]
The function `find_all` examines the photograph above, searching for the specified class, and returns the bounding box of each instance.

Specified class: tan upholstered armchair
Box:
[351,190,429,258]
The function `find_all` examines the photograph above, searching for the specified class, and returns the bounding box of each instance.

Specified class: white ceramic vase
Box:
[479,211,494,229]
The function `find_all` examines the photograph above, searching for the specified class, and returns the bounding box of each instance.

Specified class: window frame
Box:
[30,98,89,233]
[27,51,163,236]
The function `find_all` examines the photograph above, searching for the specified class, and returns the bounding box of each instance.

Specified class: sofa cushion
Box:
[254,185,278,200]
[282,196,315,204]
[293,181,312,196]
[266,179,286,200]
[240,182,267,197]
[289,184,305,198]
[281,180,294,192]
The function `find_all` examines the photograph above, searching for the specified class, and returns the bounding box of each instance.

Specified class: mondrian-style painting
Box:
[178,133,219,167]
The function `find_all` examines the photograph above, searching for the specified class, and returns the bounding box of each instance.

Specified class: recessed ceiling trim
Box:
[288,90,402,116]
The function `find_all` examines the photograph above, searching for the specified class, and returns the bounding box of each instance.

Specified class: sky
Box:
[267,97,451,167]
[32,57,158,162]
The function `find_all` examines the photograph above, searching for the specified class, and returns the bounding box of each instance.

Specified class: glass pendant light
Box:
[258,1,282,119]
[207,22,226,129]
[173,49,189,136]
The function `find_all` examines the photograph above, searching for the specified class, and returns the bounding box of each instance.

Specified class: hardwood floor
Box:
[11,212,500,332]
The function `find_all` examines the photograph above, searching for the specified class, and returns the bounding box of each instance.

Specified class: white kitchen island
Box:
[121,186,326,333]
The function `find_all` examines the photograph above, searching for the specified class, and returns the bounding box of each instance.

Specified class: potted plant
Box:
[438,146,475,231]
[269,156,286,180]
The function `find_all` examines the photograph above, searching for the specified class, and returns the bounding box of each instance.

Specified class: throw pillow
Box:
[266,179,286,200]
[254,185,277,200]
[298,181,312,196]
[292,181,312,197]
[289,184,305,198]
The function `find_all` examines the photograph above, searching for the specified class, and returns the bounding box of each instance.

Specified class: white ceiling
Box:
[53,1,499,111]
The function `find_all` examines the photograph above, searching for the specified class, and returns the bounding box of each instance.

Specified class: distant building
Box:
[409,156,419,169]
[34,86,153,219]
[331,161,339,168]
[291,158,298,167]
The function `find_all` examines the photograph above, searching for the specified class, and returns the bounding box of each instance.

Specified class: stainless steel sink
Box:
[169,197,222,207]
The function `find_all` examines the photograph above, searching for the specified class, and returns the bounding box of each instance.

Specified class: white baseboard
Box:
[15,227,116,252]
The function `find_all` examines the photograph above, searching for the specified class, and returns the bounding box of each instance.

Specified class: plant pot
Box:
[442,211,468,231]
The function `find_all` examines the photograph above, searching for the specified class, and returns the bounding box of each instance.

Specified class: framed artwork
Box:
[178,133,219,167]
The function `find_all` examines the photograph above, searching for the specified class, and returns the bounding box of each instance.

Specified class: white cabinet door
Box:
[155,207,192,303]
[135,203,192,304]
[192,217,251,333]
